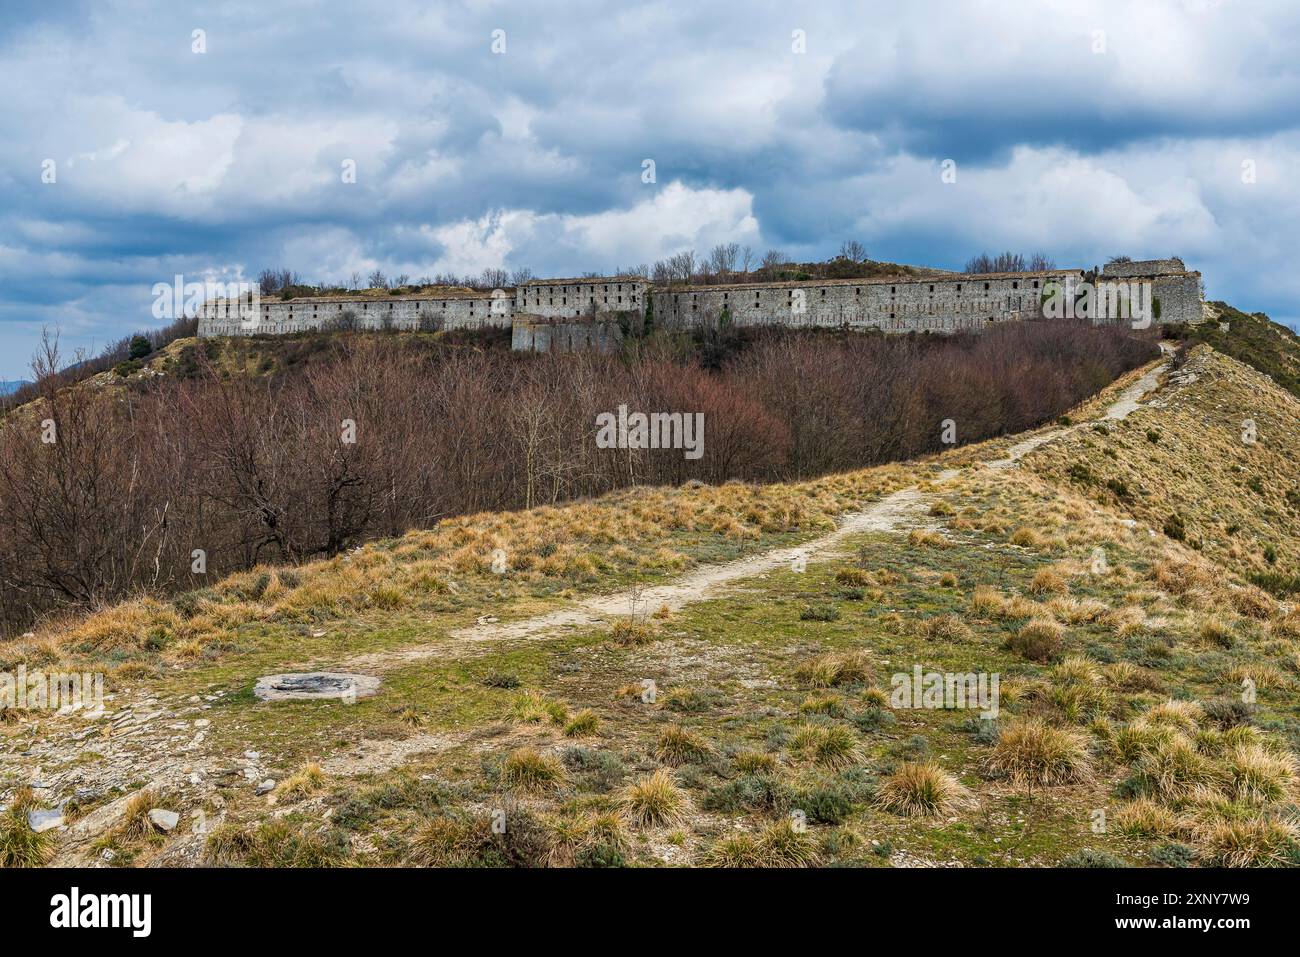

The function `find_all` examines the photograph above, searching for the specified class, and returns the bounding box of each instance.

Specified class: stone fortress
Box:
[197,258,1204,350]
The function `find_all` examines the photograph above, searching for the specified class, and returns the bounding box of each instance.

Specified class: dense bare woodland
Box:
[0,321,1155,634]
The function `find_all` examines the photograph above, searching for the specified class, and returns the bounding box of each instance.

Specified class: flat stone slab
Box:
[253,672,380,703]
[147,809,179,832]
[28,809,64,833]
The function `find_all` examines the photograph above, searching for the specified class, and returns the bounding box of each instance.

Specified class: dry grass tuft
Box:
[1113,797,1180,837]
[876,762,973,817]
[619,770,686,827]
[1194,817,1299,867]
[920,614,973,642]
[275,762,325,801]
[967,579,1003,616]
[654,725,713,766]
[985,718,1092,786]
[701,818,820,867]
[1029,568,1069,596]
[792,650,873,688]
[501,748,566,793]
[562,709,600,738]
[608,618,659,646]
[1008,619,1064,662]
[787,723,860,769]
[0,787,54,868]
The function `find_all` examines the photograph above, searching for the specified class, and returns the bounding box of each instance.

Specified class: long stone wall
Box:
[650,271,1081,332]
[197,259,1203,342]
[514,278,647,318]
[197,291,512,337]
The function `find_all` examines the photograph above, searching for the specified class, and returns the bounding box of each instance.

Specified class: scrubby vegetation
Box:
[7,331,1300,870]
[0,320,1152,635]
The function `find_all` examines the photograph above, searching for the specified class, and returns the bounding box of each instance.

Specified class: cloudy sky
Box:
[1,0,1298,379]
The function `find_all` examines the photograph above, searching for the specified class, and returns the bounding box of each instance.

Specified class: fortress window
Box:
[1012,281,1019,289]
[618,296,622,303]
[1032,280,1039,288]
[929,285,934,292]
[956,284,962,292]
[890,286,896,294]
[821,289,826,297]
[855,288,860,295]
[984,283,990,291]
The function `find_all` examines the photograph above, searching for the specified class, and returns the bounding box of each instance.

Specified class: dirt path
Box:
[437,357,1170,647]
[449,485,936,643]
[14,356,1173,858]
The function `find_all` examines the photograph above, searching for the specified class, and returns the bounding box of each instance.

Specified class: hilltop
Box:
[1181,302,1300,401]
[4,341,1300,869]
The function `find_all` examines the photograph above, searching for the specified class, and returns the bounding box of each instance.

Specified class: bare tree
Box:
[367,269,388,290]
[965,252,1027,274]
[708,243,740,281]
[839,240,868,263]
[480,267,510,289]
[667,250,697,284]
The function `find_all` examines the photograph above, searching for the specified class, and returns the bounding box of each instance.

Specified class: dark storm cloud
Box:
[0,0,1297,376]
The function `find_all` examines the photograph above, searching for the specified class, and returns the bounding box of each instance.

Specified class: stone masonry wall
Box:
[649,271,1086,332]
[197,292,511,337]
[511,319,624,353]
[197,261,1204,342]
[514,278,647,318]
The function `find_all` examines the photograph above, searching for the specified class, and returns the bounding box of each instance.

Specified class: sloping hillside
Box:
[3,346,1299,870]
[1025,346,1300,592]
[1186,303,1300,400]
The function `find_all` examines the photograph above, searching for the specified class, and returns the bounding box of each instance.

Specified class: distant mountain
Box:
[0,380,30,396]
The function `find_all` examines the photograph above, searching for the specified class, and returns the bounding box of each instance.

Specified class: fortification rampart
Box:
[197,258,1203,344]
